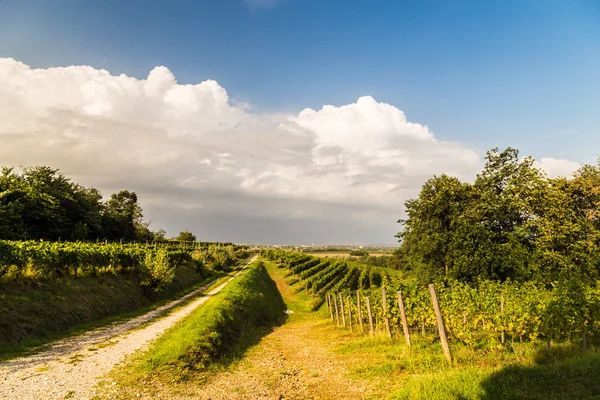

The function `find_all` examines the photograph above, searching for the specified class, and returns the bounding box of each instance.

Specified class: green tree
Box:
[0,165,165,243]
[395,174,473,282]
[102,190,143,241]
[153,228,167,241]
[174,230,196,242]
[0,167,27,239]
[395,148,550,283]
[449,148,546,281]
[0,166,106,241]
[531,162,600,283]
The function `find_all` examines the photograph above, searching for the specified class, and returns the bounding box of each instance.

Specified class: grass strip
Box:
[111,259,286,391]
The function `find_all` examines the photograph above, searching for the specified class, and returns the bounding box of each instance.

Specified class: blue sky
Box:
[2,0,599,161]
[1,0,599,243]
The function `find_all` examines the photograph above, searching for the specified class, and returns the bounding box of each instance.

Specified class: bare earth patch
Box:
[195,319,375,400]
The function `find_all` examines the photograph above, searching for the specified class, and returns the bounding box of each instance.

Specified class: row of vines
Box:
[262,249,600,347]
[0,240,249,291]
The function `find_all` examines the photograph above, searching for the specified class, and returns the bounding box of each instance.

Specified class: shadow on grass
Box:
[210,283,289,371]
[480,345,600,400]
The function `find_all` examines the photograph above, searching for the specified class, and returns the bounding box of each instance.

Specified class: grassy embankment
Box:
[0,262,240,360]
[99,259,286,397]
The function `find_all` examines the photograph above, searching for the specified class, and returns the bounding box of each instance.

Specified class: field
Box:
[264,250,600,345]
[2,243,600,399]
[306,251,392,258]
[257,252,600,398]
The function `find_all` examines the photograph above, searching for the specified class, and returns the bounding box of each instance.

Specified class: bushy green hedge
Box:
[140,260,286,371]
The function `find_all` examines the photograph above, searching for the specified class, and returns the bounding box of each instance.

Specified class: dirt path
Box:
[194,262,376,400]
[0,256,256,400]
[195,314,374,399]
[121,260,379,400]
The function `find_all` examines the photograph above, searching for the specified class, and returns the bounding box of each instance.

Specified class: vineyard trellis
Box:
[262,249,600,349]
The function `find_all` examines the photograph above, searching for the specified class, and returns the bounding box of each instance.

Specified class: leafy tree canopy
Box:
[0,166,163,242]
[394,148,600,284]
[174,230,196,242]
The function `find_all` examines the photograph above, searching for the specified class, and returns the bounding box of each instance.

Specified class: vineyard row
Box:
[0,240,249,283]
[261,249,600,346]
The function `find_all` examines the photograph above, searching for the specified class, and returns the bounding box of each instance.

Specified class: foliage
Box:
[395,148,600,284]
[139,248,175,292]
[0,240,244,287]
[263,250,600,346]
[174,230,197,242]
[352,254,392,268]
[0,166,162,242]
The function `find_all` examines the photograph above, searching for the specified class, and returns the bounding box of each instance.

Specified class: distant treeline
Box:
[394,148,600,284]
[0,166,164,242]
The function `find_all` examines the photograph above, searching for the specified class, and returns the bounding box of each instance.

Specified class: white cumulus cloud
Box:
[534,157,581,178]
[3,57,573,243]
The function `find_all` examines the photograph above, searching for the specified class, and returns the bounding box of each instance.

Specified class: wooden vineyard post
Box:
[429,284,452,364]
[366,296,374,336]
[347,297,353,333]
[328,294,334,321]
[326,293,330,313]
[381,286,392,337]
[333,294,340,326]
[339,293,347,328]
[397,291,411,348]
[357,291,364,333]
[500,295,505,345]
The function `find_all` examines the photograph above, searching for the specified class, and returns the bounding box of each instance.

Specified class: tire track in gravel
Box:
[0,256,257,400]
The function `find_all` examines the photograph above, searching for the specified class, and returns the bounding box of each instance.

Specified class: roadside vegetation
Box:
[100,260,286,398]
[0,165,254,354]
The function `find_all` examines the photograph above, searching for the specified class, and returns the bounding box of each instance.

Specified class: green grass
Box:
[324,310,600,399]
[324,320,600,399]
[108,259,286,392]
[392,348,600,399]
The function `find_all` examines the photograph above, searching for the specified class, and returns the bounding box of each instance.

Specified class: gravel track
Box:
[0,256,256,400]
